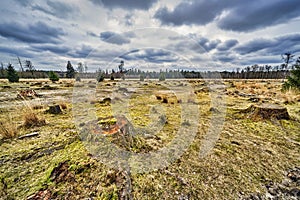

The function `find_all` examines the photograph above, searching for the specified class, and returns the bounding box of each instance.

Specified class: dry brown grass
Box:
[22,105,46,128]
[233,81,278,97]
[59,103,67,110]
[23,111,46,128]
[0,116,18,139]
[18,99,47,128]
[278,89,300,104]
[235,81,247,90]
[32,104,44,110]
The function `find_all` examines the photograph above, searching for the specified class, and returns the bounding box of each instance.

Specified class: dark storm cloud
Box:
[67,45,93,58]
[155,0,300,32]
[189,34,221,52]
[30,44,71,54]
[166,34,225,55]
[89,0,158,10]
[154,0,238,26]
[235,39,275,55]
[213,53,236,63]
[234,33,300,55]
[100,31,131,45]
[168,40,206,54]
[217,39,239,51]
[13,0,31,6]
[0,21,65,44]
[0,45,34,58]
[199,38,221,52]
[119,49,179,63]
[87,31,98,37]
[218,0,300,32]
[31,0,79,19]
[218,56,235,63]
[165,34,206,54]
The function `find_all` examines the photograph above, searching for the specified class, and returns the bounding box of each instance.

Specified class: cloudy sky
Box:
[0,0,300,72]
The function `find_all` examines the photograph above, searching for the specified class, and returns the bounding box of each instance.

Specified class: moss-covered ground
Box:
[0,79,299,199]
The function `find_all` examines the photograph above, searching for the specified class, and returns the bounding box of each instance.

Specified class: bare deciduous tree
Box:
[25,60,35,77]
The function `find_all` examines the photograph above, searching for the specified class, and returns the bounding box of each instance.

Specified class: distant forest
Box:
[0,53,298,79]
[0,64,293,80]
[0,66,292,80]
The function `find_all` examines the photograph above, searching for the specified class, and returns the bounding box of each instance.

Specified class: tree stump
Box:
[242,103,290,120]
[46,105,62,114]
[100,97,112,104]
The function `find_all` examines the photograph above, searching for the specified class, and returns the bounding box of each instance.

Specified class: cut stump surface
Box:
[242,103,290,120]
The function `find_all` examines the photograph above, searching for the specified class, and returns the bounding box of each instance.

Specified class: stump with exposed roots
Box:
[242,103,290,120]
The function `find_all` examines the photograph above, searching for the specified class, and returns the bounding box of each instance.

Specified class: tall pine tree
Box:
[66,61,75,78]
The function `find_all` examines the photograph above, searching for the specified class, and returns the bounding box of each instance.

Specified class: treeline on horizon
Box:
[0,52,298,80]
[0,64,293,80]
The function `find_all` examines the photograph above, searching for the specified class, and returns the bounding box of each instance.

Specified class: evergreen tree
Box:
[66,61,75,78]
[283,57,300,91]
[48,71,59,82]
[6,63,19,82]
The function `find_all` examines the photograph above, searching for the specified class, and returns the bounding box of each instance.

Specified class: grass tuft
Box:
[0,117,18,139]
[23,109,46,128]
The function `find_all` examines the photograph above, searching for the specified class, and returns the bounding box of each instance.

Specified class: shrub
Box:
[282,63,300,91]
[7,64,19,83]
[48,71,59,82]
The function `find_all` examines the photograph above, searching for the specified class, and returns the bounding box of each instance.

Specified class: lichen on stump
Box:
[242,103,290,120]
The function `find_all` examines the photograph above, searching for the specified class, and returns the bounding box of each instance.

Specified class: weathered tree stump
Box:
[242,103,290,120]
[99,97,112,104]
[46,105,62,114]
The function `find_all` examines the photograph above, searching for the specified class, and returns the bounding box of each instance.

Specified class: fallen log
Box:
[18,132,39,140]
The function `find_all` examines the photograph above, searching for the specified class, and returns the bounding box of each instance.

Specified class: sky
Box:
[0,0,300,72]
